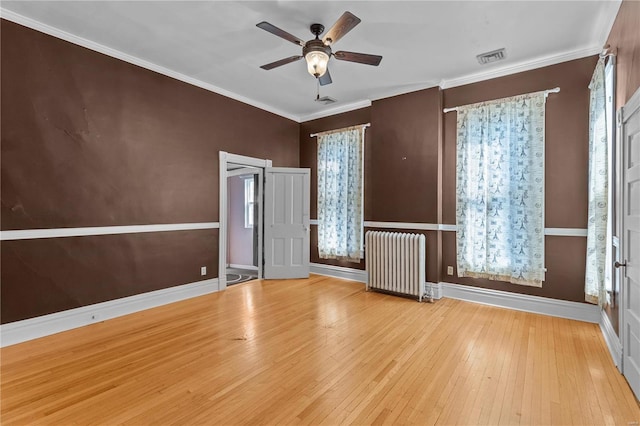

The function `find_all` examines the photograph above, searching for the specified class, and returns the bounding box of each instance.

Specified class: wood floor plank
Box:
[1,275,638,425]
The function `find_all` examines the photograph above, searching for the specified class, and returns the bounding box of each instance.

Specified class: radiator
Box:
[365,231,426,301]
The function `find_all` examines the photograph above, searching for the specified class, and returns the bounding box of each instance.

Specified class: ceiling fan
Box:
[256,11,382,86]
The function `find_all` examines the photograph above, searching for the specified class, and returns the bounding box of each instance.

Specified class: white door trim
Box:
[219,152,272,290]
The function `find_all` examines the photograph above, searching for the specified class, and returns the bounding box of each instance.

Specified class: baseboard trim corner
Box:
[600,309,622,370]
[310,262,367,283]
[426,282,443,300]
[0,278,219,347]
[440,282,600,323]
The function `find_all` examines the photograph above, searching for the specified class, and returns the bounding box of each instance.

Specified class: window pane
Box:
[245,178,255,228]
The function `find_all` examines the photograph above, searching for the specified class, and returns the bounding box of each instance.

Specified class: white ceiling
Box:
[1,1,621,122]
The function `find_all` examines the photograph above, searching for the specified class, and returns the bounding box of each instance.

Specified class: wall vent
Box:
[476,48,506,65]
[315,96,337,105]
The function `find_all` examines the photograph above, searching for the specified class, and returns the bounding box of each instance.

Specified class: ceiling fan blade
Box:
[260,55,303,70]
[256,21,305,47]
[322,12,361,45]
[319,69,332,86]
[334,51,382,66]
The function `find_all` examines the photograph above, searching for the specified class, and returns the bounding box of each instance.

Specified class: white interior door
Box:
[620,87,640,400]
[263,167,310,279]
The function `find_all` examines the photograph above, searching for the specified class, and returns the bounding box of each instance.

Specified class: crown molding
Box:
[303,43,603,121]
[298,80,441,122]
[2,4,619,123]
[299,99,372,123]
[594,0,621,47]
[370,81,440,102]
[0,8,301,123]
[440,45,601,90]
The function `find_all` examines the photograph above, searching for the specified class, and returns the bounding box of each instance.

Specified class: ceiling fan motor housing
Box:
[303,39,332,77]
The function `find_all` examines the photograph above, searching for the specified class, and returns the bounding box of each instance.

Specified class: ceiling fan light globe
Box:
[305,51,329,78]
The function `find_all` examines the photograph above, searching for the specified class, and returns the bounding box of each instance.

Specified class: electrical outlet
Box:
[201,266,207,276]
[447,266,454,275]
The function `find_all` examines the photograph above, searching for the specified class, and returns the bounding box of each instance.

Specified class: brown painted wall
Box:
[1,20,298,323]
[299,88,441,280]
[6,5,634,323]
[442,57,596,228]
[442,56,597,302]
[303,58,596,303]
[369,89,441,223]
[1,230,217,323]
[1,20,298,230]
[606,0,640,110]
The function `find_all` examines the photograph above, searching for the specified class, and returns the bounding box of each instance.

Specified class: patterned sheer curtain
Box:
[585,59,609,305]
[456,92,546,287]
[317,126,364,262]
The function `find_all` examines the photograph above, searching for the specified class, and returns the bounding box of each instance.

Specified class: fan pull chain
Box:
[316,78,320,101]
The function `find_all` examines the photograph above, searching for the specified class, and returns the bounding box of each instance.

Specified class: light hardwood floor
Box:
[1,275,638,425]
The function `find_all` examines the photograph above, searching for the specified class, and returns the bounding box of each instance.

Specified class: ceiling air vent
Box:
[315,96,337,105]
[476,48,506,65]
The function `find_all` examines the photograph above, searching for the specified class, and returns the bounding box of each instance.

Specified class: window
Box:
[456,92,547,287]
[586,56,615,305]
[317,126,365,262]
[604,57,615,303]
[244,177,254,228]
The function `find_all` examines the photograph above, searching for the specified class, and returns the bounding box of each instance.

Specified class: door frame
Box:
[227,167,263,274]
[219,151,272,291]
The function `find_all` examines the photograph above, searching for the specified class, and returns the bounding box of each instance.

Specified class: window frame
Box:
[244,177,255,229]
[604,56,616,303]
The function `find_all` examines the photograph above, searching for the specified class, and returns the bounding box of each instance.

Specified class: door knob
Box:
[614,260,627,268]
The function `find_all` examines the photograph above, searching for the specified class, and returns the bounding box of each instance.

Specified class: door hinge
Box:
[617,109,623,127]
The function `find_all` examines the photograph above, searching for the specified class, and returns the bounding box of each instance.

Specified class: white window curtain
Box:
[317,126,364,262]
[585,58,609,305]
[456,92,546,287]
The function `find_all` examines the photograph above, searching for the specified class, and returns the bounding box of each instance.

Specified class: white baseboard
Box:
[426,282,443,300]
[310,262,367,283]
[600,309,622,370]
[0,278,219,347]
[310,262,443,301]
[309,262,598,323]
[440,282,599,323]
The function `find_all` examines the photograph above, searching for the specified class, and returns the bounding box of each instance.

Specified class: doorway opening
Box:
[219,152,311,290]
[226,165,261,286]
[219,152,272,291]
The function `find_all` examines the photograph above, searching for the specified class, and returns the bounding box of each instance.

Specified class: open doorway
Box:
[219,152,311,289]
[226,165,261,285]
[219,152,272,291]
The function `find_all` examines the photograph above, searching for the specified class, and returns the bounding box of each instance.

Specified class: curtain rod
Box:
[310,123,370,138]
[443,87,561,113]
[600,44,616,59]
